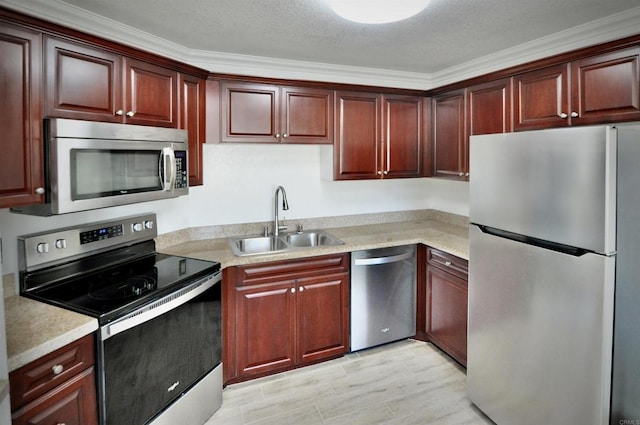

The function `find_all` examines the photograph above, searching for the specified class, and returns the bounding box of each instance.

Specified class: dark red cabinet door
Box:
[432,90,466,179]
[514,64,569,130]
[571,47,640,125]
[179,73,206,186]
[334,91,381,179]
[45,36,122,122]
[383,95,423,178]
[0,22,44,208]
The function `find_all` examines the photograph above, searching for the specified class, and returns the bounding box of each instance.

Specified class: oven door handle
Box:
[100,271,221,341]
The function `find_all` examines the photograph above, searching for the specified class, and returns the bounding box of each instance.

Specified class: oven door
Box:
[96,272,221,425]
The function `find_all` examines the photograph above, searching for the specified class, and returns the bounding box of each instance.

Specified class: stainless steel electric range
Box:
[18,213,223,425]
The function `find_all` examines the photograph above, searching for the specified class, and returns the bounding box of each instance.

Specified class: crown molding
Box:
[186,49,433,89]
[2,0,640,90]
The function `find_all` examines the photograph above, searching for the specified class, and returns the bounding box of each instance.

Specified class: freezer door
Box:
[467,225,614,425]
[469,126,616,254]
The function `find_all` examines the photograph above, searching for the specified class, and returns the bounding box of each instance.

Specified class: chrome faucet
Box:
[273,185,289,236]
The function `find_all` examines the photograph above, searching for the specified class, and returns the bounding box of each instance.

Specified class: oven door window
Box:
[71,149,163,200]
[100,283,221,425]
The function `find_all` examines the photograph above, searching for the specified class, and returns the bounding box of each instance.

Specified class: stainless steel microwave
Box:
[12,118,189,216]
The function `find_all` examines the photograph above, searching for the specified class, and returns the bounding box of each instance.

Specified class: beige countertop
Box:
[4,211,468,373]
[160,218,469,267]
[4,282,98,372]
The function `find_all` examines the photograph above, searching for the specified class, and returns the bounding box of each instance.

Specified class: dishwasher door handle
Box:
[353,251,414,266]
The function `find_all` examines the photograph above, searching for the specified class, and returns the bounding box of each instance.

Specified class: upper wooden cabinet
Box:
[220,81,333,144]
[179,74,206,186]
[45,37,178,128]
[44,36,122,122]
[513,64,569,130]
[333,91,424,180]
[467,78,512,136]
[432,90,466,180]
[0,21,44,208]
[571,47,640,125]
[514,47,640,130]
[124,57,178,127]
[432,78,511,180]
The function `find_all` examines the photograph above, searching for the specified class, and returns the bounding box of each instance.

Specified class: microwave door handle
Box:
[161,147,177,191]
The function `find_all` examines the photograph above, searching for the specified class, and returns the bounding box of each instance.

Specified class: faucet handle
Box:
[296,223,303,234]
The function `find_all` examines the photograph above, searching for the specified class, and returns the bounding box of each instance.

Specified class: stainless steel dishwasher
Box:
[350,244,417,351]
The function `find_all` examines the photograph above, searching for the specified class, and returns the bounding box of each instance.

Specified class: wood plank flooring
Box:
[205,339,495,425]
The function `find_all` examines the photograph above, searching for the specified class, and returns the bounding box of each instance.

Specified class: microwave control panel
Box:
[175,150,188,189]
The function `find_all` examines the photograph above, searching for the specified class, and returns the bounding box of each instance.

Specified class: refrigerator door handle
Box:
[475,224,591,257]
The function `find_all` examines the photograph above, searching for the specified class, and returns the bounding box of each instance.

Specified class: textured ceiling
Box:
[25,0,640,74]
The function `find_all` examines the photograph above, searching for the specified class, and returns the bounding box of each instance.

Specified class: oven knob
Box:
[144,220,154,230]
[36,243,49,254]
[132,222,144,232]
[55,239,68,249]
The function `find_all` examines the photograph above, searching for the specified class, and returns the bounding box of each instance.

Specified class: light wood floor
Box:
[205,339,495,425]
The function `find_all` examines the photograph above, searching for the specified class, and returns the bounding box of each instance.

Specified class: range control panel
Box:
[19,213,157,271]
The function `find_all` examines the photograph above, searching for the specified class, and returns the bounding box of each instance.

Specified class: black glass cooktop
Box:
[25,249,220,324]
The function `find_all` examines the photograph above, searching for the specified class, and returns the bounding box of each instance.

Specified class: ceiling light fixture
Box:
[327,0,431,24]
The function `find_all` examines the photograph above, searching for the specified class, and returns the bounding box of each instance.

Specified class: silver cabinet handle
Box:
[458,172,464,177]
[354,251,414,266]
[290,287,295,293]
[383,170,389,175]
[465,172,470,177]
[52,364,64,375]
[571,111,579,118]
[377,171,383,175]
[444,261,452,267]
[559,112,568,119]
[282,133,289,138]
[126,111,135,117]
[275,133,281,139]
[299,287,304,292]
[115,109,124,116]
[35,187,45,195]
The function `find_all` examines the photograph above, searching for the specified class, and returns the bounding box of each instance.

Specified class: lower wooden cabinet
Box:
[425,247,469,366]
[224,253,350,383]
[12,368,98,425]
[9,334,98,425]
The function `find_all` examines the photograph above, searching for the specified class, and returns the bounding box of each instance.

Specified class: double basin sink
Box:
[228,229,344,256]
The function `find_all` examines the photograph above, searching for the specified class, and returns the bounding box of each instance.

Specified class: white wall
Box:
[0,143,469,276]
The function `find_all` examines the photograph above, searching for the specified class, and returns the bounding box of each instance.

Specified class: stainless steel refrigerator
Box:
[468,124,640,425]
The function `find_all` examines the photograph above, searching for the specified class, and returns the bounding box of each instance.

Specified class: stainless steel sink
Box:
[228,229,344,256]
[231,236,288,256]
[285,231,344,248]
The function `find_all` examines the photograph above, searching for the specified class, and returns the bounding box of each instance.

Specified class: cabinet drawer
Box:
[12,367,98,425]
[426,247,468,280]
[10,334,95,410]
[235,253,350,286]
